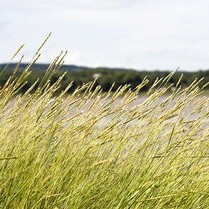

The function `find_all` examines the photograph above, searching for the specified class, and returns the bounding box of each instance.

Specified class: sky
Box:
[1,0,209,71]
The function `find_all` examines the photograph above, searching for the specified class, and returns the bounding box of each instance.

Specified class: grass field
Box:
[1,48,209,208]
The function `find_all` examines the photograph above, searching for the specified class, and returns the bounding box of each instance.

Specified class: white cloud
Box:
[1,0,209,70]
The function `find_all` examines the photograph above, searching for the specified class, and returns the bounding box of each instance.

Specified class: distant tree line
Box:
[0,63,209,93]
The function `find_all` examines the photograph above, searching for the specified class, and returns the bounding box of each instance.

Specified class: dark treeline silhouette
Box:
[0,63,209,93]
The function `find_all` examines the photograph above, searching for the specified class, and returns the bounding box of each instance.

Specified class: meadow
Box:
[1,45,209,208]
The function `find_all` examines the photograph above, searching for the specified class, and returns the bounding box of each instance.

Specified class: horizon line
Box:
[0,62,208,72]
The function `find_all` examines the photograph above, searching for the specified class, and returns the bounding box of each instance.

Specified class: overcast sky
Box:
[1,0,209,71]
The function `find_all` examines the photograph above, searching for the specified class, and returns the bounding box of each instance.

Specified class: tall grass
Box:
[1,45,209,208]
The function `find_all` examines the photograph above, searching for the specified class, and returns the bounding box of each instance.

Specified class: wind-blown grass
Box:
[1,46,209,208]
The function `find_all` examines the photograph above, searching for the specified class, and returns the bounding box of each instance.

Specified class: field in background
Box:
[1,59,209,208]
[1,43,209,208]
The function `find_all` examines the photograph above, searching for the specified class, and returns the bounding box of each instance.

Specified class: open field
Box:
[1,47,209,208]
[1,62,209,209]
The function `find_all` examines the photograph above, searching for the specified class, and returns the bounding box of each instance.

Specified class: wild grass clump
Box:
[1,44,209,209]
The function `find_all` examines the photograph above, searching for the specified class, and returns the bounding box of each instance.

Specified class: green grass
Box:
[1,47,209,208]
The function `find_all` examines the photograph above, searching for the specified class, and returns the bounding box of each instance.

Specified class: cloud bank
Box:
[1,0,209,70]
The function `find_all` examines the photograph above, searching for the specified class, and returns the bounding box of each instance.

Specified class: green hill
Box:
[0,63,209,93]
